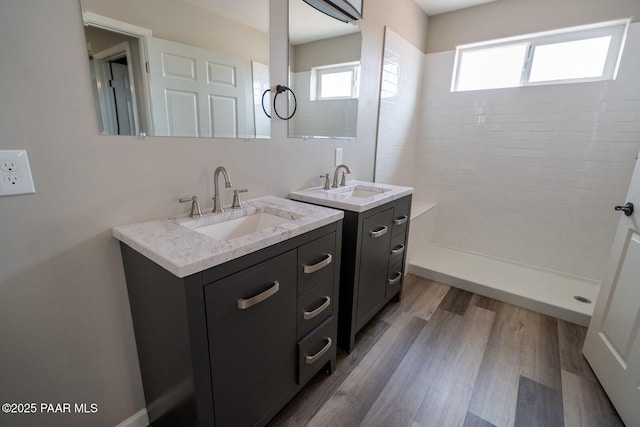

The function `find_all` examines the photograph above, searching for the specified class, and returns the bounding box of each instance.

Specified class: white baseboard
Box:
[115,408,149,427]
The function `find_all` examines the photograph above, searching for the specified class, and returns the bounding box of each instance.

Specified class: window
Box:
[311,62,360,100]
[452,20,629,92]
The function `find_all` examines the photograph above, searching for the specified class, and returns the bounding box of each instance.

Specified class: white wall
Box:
[0,0,427,426]
[374,27,425,186]
[413,24,640,280]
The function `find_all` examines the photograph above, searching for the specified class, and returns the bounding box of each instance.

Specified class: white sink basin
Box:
[336,187,390,199]
[191,212,292,241]
[290,180,413,213]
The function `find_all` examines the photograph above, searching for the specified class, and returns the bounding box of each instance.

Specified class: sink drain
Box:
[574,295,592,304]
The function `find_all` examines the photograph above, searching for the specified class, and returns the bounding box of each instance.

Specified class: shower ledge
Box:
[408,244,600,326]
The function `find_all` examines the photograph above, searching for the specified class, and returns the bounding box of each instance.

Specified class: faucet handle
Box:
[232,188,248,209]
[179,196,203,217]
[320,174,330,190]
[340,171,350,187]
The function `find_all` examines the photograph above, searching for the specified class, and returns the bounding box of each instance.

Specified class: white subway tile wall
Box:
[374,28,424,186]
[414,24,640,280]
[289,71,358,138]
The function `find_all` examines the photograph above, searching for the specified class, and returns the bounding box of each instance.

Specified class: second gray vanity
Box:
[113,197,343,426]
[290,180,413,352]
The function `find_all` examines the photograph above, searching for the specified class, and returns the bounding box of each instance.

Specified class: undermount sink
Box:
[335,186,390,199]
[289,180,414,213]
[190,212,292,241]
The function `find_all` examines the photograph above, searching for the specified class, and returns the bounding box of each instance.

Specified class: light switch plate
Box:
[335,148,343,166]
[0,150,36,197]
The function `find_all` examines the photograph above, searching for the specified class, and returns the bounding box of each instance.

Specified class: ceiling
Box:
[415,0,500,16]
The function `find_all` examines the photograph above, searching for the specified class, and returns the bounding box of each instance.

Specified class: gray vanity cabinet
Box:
[119,221,342,427]
[339,195,412,352]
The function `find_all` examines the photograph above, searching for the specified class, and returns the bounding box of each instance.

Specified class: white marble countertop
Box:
[112,196,343,278]
[289,180,414,213]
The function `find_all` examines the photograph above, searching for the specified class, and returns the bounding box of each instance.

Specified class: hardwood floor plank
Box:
[463,411,497,427]
[267,317,390,426]
[470,294,501,312]
[306,311,426,427]
[438,287,474,316]
[412,305,495,427]
[468,301,528,427]
[521,311,561,390]
[402,276,450,321]
[514,376,564,427]
[561,369,623,427]
[358,309,463,427]
[361,304,494,426]
[557,320,597,382]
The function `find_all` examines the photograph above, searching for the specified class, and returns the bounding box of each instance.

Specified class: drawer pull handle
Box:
[388,272,402,286]
[303,253,333,274]
[306,337,333,365]
[303,296,331,320]
[237,281,279,310]
[369,226,388,239]
[391,244,405,255]
[394,215,408,225]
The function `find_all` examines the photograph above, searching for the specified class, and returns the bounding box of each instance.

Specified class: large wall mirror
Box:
[288,0,362,139]
[80,0,270,139]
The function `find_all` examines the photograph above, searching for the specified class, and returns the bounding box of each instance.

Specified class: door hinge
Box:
[145,61,150,73]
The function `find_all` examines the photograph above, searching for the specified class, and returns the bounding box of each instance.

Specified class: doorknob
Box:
[614,202,634,216]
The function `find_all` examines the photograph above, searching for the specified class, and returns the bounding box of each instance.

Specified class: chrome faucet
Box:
[332,164,351,188]
[212,166,232,213]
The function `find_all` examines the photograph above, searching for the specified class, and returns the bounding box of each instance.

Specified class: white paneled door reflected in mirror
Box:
[288,0,362,140]
[81,0,270,139]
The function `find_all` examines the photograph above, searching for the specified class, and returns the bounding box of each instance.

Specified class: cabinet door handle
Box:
[303,296,331,320]
[369,226,388,238]
[237,281,279,310]
[305,337,333,365]
[303,253,333,274]
[388,272,402,286]
[394,215,408,225]
[391,244,405,255]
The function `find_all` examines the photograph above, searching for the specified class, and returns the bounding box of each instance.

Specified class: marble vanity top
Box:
[289,180,414,213]
[112,196,343,278]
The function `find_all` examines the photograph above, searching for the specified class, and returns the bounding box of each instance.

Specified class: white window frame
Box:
[311,62,360,100]
[451,19,630,92]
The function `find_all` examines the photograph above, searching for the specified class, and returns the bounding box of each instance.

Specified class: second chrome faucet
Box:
[332,164,351,188]
[212,166,232,213]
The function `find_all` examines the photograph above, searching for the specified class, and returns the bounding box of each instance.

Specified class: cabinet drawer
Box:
[386,260,404,298]
[297,277,334,340]
[298,232,336,295]
[389,233,407,267]
[392,202,410,236]
[298,316,337,385]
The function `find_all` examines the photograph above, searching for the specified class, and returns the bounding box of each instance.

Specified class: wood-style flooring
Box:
[268,274,623,427]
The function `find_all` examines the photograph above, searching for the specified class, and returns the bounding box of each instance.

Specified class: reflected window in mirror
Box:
[289,0,362,140]
[81,0,270,139]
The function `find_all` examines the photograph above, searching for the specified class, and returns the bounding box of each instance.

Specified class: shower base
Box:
[408,244,600,326]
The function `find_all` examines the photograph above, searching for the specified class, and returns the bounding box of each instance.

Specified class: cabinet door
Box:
[356,208,393,330]
[205,250,297,427]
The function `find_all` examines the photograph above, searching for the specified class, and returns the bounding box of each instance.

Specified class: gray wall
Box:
[0,0,427,426]
[426,0,640,53]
